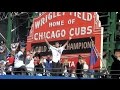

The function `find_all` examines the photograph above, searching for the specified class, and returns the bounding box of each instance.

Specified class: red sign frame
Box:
[26,12,103,69]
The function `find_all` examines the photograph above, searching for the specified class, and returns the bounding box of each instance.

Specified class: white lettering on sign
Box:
[69,12,93,21]
[46,31,51,39]
[51,31,56,39]
[49,20,64,27]
[65,41,93,50]
[61,30,66,37]
[34,12,93,29]
[68,19,75,24]
[68,61,75,67]
[87,13,93,21]
[34,12,66,29]
[34,33,38,40]
[69,26,93,36]
[69,28,74,36]
[81,27,86,35]
[34,29,66,40]
[34,26,93,41]
[71,61,75,67]
[39,32,44,40]
[35,21,40,29]
[87,26,92,34]
[48,12,53,20]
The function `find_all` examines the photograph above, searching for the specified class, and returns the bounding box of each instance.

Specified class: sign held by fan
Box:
[11,43,19,51]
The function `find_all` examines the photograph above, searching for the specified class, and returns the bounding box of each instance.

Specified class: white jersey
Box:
[14,51,25,68]
[50,45,64,63]
[26,56,34,72]
[83,63,89,71]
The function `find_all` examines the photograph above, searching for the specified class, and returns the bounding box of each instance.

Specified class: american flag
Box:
[90,46,98,70]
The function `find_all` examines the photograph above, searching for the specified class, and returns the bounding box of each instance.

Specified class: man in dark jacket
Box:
[110,49,120,79]
[76,55,84,78]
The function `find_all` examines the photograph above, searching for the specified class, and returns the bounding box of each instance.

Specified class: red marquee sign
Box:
[26,12,103,69]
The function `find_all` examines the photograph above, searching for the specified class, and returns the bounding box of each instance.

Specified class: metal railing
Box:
[0,66,120,79]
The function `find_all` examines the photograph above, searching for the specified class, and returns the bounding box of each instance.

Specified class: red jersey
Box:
[7,56,15,64]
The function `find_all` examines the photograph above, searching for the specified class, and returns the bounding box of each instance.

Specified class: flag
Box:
[90,46,98,70]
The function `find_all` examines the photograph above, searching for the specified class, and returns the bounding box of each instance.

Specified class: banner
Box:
[26,12,103,69]
[32,37,95,55]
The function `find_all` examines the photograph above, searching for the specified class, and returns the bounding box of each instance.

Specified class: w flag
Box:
[90,46,98,69]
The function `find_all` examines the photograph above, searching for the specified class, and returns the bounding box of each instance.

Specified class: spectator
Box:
[5,53,15,75]
[69,61,76,77]
[45,37,72,76]
[34,56,44,76]
[25,51,34,76]
[14,46,28,75]
[34,56,40,66]
[110,49,120,79]
[62,58,69,77]
[71,69,76,77]
[34,48,41,60]
[82,60,89,78]
[0,60,6,75]
[44,54,52,76]
[0,43,6,61]
[76,55,84,78]
[58,59,63,76]
[100,53,108,79]
[6,53,15,66]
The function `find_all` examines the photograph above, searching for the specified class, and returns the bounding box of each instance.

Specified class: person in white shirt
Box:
[14,46,28,75]
[82,60,89,78]
[25,51,34,76]
[45,37,72,76]
[0,60,6,75]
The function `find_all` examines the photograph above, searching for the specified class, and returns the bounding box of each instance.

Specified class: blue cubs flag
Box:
[90,46,98,70]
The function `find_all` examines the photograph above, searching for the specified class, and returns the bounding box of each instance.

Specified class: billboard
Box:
[26,12,103,69]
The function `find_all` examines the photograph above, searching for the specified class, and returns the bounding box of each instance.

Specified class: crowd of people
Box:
[0,38,91,78]
[1,37,120,79]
